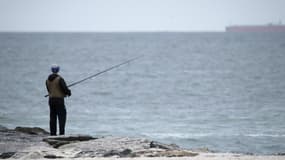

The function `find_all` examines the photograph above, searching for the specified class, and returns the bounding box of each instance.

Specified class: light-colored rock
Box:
[58,136,152,157]
[0,127,48,154]
[57,136,198,158]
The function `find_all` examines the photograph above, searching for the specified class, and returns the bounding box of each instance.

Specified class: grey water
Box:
[0,32,285,155]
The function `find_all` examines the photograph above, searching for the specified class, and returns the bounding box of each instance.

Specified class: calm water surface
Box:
[0,32,285,154]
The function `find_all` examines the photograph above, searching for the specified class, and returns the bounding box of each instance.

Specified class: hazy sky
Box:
[0,0,285,32]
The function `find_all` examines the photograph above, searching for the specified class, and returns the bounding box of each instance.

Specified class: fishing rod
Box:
[45,55,143,97]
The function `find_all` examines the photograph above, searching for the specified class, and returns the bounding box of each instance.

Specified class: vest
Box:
[46,76,65,98]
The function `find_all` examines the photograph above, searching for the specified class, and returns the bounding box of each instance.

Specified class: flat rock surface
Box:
[1,126,284,160]
[0,128,48,154]
[0,126,198,159]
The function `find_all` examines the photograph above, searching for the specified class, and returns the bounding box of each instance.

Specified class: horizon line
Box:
[0,29,225,33]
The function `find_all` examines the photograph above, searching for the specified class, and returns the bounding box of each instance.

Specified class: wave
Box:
[245,134,285,138]
[142,132,285,139]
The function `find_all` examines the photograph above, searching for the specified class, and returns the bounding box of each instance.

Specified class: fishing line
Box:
[45,55,143,97]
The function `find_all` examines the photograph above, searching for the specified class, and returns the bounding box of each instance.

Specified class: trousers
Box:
[49,98,66,135]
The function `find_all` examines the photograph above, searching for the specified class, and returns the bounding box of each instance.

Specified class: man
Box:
[46,64,71,135]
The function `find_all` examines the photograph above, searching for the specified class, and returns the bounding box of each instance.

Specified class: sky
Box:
[0,0,285,32]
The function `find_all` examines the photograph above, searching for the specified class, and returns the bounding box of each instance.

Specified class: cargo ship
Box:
[226,23,285,32]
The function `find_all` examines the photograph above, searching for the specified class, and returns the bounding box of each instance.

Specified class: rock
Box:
[0,127,199,159]
[120,148,133,157]
[43,135,96,148]
[15,126,49,135]
[0,128,48,154]
[60,136,151,158]
[103,149,133,157]
[277,153,285,156]
[0,152,15,159]
[44,135,96,141]
[11,145,65,159]
[0,125,8,131]
[153,150,199,157]
[74,151,98,158]
[44,154,64,159]
[42,139,71,148]
[59,136,197,158]
[103,150,123,157]
[192,147,214,153]
[150,141,180,150]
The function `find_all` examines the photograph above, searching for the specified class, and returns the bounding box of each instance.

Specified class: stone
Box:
[44,154,64,159]
[43,135,96,148]
[150,141,180,150]
[103,148,133,157]
[14,126,49,135]
[42,139,71,148]
[158,150,199,157]
[74,151,98,158]
[44,135,96,141]
[0,152,15,159]
[277,153,285,156]
[192,147,214,153]
[0,125,8,131]
[103,150,122,157]
[120,148,133,156]
[0,127,200,159]
[0,128,48,154]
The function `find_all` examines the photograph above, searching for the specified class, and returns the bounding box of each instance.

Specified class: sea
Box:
[0,32,285,155]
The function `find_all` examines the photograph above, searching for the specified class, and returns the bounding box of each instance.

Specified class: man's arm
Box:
[59,78,71,96]
[46,80,50,93]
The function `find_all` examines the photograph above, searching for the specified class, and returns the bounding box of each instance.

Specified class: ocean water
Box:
[0,32,285,155]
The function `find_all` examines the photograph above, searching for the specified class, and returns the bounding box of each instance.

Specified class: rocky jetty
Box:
[0,126,198,159]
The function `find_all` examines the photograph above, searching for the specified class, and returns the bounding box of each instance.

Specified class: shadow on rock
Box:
[14,127,49,135]
[43,135,97,148]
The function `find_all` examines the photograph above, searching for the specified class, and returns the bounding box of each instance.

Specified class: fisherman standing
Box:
[46,64,71,136]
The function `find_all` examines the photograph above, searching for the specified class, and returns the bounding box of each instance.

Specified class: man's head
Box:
[51,64,60,73]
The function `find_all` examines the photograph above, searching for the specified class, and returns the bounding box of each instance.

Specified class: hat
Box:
[51,64,60,73]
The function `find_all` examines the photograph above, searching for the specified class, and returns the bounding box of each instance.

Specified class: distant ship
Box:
[226,23,285,32]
